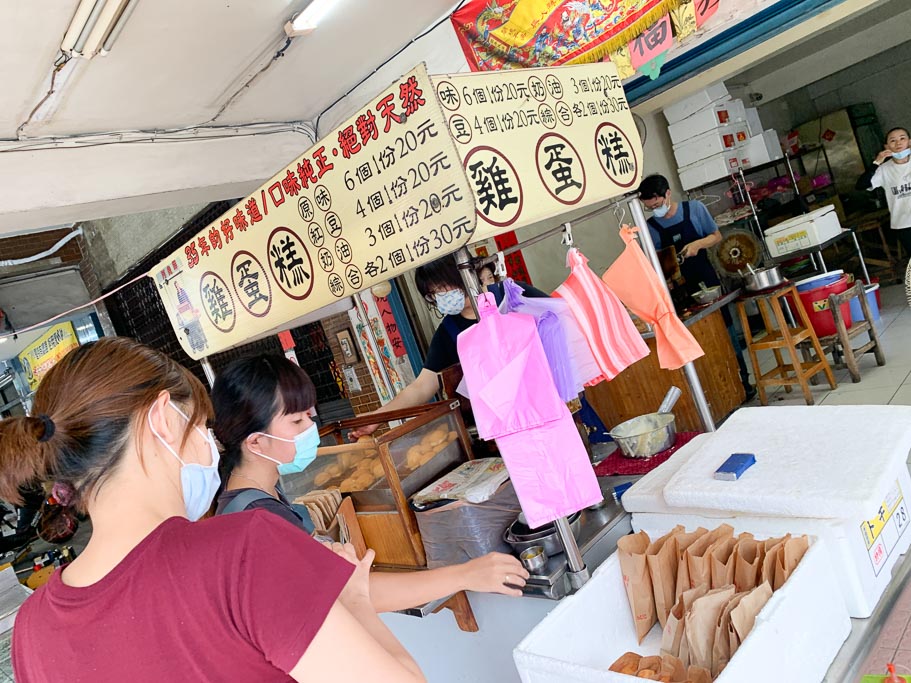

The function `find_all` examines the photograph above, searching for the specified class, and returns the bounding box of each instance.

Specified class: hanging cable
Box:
[0,227,82,267]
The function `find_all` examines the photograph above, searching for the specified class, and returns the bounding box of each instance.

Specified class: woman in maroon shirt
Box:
[211,355,528,611]
[2,337,424,683]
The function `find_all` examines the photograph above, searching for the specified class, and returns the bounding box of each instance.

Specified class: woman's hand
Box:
[460,553,530,597]
[875,149,893,165]
[333,543,375,609]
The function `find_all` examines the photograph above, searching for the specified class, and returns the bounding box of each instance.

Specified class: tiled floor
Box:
[743,283,911,409]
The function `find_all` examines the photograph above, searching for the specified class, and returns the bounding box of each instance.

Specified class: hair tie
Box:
[37,414,55,442]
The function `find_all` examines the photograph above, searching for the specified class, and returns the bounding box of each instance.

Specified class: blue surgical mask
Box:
[434,289,466,316]
[148,402,221,521]
[651,203,670,218]
[250,423,320,476]
[893,149,911,160]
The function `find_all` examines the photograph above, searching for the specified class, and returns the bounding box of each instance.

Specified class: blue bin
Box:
[795,270,844,293]
[849,284,881,326]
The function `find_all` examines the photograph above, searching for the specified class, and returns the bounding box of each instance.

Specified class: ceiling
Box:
[2,0,459,138]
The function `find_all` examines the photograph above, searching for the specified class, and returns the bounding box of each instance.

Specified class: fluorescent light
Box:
[285,0,340,37]
[62,0,138,59]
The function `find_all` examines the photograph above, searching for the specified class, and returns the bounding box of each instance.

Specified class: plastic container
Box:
[850,284,881,327]
[795,269,844,293]
[764,206,843,258]
[795,274,852,337]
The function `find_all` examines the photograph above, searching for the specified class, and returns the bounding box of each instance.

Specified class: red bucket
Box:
[795,275,852,338]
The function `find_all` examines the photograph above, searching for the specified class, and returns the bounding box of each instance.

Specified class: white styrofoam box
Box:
[673,123,750,168]
[663,83,730,124]
[764,205,843,258]
[513,538,850,683]
[762,130,783,159]
[668,100,747,145]
[745,107,763,136]
[739,134,771,168]
[678,151,742,191]
[622,434,714,517]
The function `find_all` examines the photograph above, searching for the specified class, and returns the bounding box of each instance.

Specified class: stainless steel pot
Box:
[743,264,785,291]
[609,412,676,459]
[503,512,582,557]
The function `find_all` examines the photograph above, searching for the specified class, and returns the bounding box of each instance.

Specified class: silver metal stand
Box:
[454,247,482,320]
[200,358,216,388]
[627,197,717,433]
[555,517,590,589]
[851,231,872,285]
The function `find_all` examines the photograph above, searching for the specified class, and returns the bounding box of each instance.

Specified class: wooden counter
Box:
[585,299,745,432]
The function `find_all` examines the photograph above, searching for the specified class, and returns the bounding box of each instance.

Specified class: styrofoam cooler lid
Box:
[765,206,837,234]
[662,406,911,519]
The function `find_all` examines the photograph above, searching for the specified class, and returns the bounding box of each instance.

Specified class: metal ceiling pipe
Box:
[72,0,107,55]
[61,0,101,53]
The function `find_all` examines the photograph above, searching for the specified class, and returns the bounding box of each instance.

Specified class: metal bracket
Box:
[493,251,507,278]
[561,222,574,247]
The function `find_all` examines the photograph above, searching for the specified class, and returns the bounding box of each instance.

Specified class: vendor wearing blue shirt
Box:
[639,174,723,295]
[639,174,756,401]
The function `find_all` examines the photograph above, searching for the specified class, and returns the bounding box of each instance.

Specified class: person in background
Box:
[212,355,528,612]
[857,127,911,257]
[638,174,755,401]
[3,337,425,683]
[476,261,498,288]
[350,257,548,438]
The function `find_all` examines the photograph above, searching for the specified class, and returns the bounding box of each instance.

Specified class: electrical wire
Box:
[314,0,467,134]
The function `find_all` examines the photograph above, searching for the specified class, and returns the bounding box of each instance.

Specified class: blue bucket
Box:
[849,284,881,326]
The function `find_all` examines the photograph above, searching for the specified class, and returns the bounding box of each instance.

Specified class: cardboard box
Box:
[678,151,743,191]
[674,123,750,167]
[663,83,730,124]
[764,205,843,257]
[668,100,747,144]
[514,538,850,683]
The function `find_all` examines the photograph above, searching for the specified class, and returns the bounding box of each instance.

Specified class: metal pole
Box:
[200,358,216,388]
[817,249,828,272]
[352,294,398,399]
[555,517,589,589]
[454,247,482,320]
[628,197,716,433]
[851,231,872,285]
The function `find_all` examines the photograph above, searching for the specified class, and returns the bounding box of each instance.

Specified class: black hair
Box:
[638,174,671,200]
[211,355,316,484]
[414,256,463,302]
[886,127,910,142]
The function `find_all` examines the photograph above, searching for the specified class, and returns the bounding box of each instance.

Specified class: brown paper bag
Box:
[660,654,686,682]
[686,665,713,683]
[731,581,774,645]
[618,531,657,643]
[648,526,683,628]
[733,537,762,593]
[684,585,736,671]
[638,655,662,674]
[672,527,709,601]
[711,592,747,678]
[661,584,708,659]
[609,652,642,674]
[709,537,736,589]
[760,535,789,585]
[774,535,810,590]
[685,525,734,594]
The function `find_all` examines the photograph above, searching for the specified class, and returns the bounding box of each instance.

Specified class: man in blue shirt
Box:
[638,174,755,401]
[639,174,723,294]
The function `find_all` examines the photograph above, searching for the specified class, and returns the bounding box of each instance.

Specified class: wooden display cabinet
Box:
[281,401,474,569]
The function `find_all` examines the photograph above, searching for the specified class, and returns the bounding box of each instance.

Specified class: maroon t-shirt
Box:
[12,510,354,682]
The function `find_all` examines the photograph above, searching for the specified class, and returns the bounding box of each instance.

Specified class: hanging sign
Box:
[151,64,476,360]
[432,61,642,241]
[18,322,79,391]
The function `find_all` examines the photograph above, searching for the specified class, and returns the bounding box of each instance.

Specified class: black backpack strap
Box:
[219,489,274,516]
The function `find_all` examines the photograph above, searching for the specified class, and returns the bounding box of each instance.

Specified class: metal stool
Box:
[736,284,837,405]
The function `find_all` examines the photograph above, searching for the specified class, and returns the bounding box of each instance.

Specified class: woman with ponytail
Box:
[5,338,425,683]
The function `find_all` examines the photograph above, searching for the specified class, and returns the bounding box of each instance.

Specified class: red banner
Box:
[451,0,676,71]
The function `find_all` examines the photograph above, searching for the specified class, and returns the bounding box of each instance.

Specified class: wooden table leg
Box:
[433,590,479,633]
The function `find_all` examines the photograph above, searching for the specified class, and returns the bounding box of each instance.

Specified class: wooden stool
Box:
[816,281,886,382]
[736,284,837,406]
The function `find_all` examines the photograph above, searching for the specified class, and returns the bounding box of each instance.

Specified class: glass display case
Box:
[282,401,473,568]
